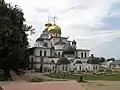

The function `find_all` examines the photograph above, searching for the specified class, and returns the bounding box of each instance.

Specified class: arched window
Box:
[65,65,67,71]
[58,52,60,56]
[31,57,33,62]
[62,66,64,71]
[84,52,87,58]
[44,51,46,56]
[96,65,98,70]
[81,52,83,58]
[53,66,54,70]
[31,57,34,69]
[93,65,95,70]
[79,66,81,71]
[40,50,42,56]
[88,66,90,70]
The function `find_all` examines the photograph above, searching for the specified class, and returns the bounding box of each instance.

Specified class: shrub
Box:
[77,75,83,82]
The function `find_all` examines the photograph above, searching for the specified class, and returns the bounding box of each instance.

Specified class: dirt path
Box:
[2,80,86,90]
[0,72,86,90]
[10,71,26,83]
[1,72,120,90]
[82,80,120,90]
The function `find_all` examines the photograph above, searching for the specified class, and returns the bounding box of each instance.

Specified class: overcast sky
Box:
[6,0,120,59]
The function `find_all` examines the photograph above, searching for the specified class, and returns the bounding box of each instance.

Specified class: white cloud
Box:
[5,0,120,58]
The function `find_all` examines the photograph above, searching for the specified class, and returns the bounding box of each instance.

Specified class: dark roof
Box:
[50,36,68,40]
[87,57,99,64]
[72,45,76,50]
[36,37,43,42]
[77,49,90,51]
[43,28,48,32]
[76,60,82,64]
[49,60,55,64]
[54,39,67,45]
[87,60,99,64]
[57,56,70,65]
[63,44,75,54]
[30,46,51,49]
[55,49,63,51]
[43,42,48,47]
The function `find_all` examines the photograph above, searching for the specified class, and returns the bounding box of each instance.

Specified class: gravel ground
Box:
[1,72,120,90]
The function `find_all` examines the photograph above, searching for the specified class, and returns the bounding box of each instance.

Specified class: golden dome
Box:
[48,25,61,32]
[45,22,52,27]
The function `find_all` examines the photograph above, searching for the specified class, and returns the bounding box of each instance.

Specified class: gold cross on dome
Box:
[48,15,50,22]
[52,16,57,25]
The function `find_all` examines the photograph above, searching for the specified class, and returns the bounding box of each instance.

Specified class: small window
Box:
[84,52,87,58]
[93,65,96,70]
[62,66,64,71]
[65,66,67,71]
[96,66,98,70]
[81,52,83,58]
[79,66,81,71]
[31,57,33,62]
[40,51,42,56]
[44,51,46,56]
[58,52,60,56]
[53,66,54,70]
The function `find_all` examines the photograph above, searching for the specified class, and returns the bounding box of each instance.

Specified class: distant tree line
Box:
[88,54,115,64]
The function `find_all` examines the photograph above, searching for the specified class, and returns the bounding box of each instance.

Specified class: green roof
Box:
[111,60,120,65]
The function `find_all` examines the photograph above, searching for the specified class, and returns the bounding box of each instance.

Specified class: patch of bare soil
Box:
[83,81,120,90]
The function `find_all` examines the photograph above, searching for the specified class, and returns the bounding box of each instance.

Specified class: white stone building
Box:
[101,61,113,68]
[29,22,100,72]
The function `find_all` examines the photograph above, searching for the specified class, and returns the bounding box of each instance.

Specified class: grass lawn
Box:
[44,71,120,81]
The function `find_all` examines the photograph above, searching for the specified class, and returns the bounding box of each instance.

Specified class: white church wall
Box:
[44,57,50,62]
[81,58,88,62]
[77,51,89,58]
[61,38,68,44]
[57,33,61,37]
[34,48,50,57]
[35,57,41,62]
[87,64,100,71]
[36,41,44,47]
[86,51,89,58]
[29,55,35,62]
[35,57,50,63]
[36,64,41,69]
[59,64,70,72]
[70,63,75,71]
[55,51,63,56]
[49,64,56,71]
[50,38,60,45]
[76,64,83,71]
[64,54,75,58]
[51,58,59,63]
[77,51,81,58]
[43,39,51,47]
[82,62,88,70]
[54,44,65,50]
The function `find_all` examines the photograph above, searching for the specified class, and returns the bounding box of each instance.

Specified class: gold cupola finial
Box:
[52,16,57,25]
[48,16,61,33]
[45,16,52,27]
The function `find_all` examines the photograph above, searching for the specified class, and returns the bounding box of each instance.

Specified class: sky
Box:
[5,0,120,59]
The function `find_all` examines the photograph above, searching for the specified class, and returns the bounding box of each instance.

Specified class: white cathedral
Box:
[29,21,100,73]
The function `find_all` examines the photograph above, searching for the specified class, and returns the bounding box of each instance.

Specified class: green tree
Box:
[107,58,115,62]
[0,0,35,80]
